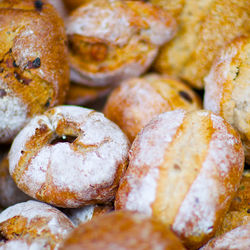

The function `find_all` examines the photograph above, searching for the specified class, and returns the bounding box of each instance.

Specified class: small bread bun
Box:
[0,0,69,143]
[201,224,250,250]
[66,0,177,87]
[9,106,130,208]
[204,36,250,163]
[115,110,244,249]
[0,200,74,249]
[63,204,113,226]
[104,74,201,142]
[61,211,185,249]
[0,155,30,208]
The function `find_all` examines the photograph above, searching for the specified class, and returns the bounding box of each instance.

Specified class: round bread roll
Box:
[104,74,201,142]
[63,204,113,226]
[0,0,69,143]
[154,0,250,89]
[115,110,245,249]
[61,211,185,250]
[9,106,130,208]
[66,0,177,87]
[0,155,30,208]
[204,36,250,163]
[201,224,250,250]
[0,200,74,249]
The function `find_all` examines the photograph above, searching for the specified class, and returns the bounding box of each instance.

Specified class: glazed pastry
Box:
[104,74,201,142]
[154,0,250,88]
[0,200,74,249]
[63,204,113,226]
[0,155,30,208]
[115,110,244,249]
[0,0,69,143]
[201,224,250,250]
[60,211,185,249]
[66,0,177,87]
[9,106,130,208]
[204,36,250,163]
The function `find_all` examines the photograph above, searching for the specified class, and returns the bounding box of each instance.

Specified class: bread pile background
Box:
[0,0,249,249]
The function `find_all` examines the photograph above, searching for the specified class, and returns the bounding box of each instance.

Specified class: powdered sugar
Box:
[0,239,50,250]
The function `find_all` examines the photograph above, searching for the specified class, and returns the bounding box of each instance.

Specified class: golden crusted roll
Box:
[8,106,130,208]
[115,110,245,249]
[201,224,250,250]
[0,155,30,208]
[104,74,201,142]
[66,0,177,87]
[204,36,250,163]
[0,0,69,143]
[0,200,74,249]
[60,211,185,250]
[154,0,250,89]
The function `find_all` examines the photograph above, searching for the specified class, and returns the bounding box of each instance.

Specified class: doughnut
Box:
[201,224,250,250]
[154,0,250,88]
[0,155,30,208]
[66,0,177,87]
[104,74,201,142]
[115,110,245,249]
[204,36,250,163]
[63,204,113,226]
[0,200,74,249]
[0,0,69,143]
[61,211,185,249]
[9,105,130,208]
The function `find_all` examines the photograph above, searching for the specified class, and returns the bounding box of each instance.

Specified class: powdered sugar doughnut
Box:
[66,0,177,87]
[115,110,244,249]
[9,106,130,208]
[0,200,74,249]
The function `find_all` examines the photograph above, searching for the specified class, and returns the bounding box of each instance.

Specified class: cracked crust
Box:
[8,106,130,208]
[0,0,69,143]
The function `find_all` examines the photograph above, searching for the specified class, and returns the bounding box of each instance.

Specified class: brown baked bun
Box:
[0,200,74,249]
[66,0,177,87]
[60,211,185,250]
[115,110,245,249]
[154,0,250,89]
[204,36,250,163]
[63,204,113,226]
[104,74,201,142]
[9,106,130,208]
[0,0,69,144]
[201,224,250,250]
[0,155,30,208]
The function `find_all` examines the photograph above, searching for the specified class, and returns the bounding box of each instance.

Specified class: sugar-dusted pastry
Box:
[66,0,177,87]
[9,106,130,208]
[115,110,244,249]
[61,211,185,249]
[104,74,201,142]
[204,36,250,163]
[0,0,69,143]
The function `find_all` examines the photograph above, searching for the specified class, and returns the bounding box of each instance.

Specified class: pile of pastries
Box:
[0,0,249,249]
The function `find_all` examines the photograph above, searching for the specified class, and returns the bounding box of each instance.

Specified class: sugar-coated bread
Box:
[154,0,250,88]
[204,36,250,163]
[0,0,69,143]
[201,224,250,250]
[60,211,185,250]
[9,106,130,208]
[115,110,245,249]
[63,204,113,226]
[66,0,177,87]
[0,200,74,249]
[104,74,201,142]
[0,155,30,208]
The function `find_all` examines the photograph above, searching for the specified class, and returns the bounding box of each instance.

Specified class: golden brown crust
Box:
[0,0,69,143]
[63,0,91,11]
[60,211,185,250]
[104,74,201,142]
